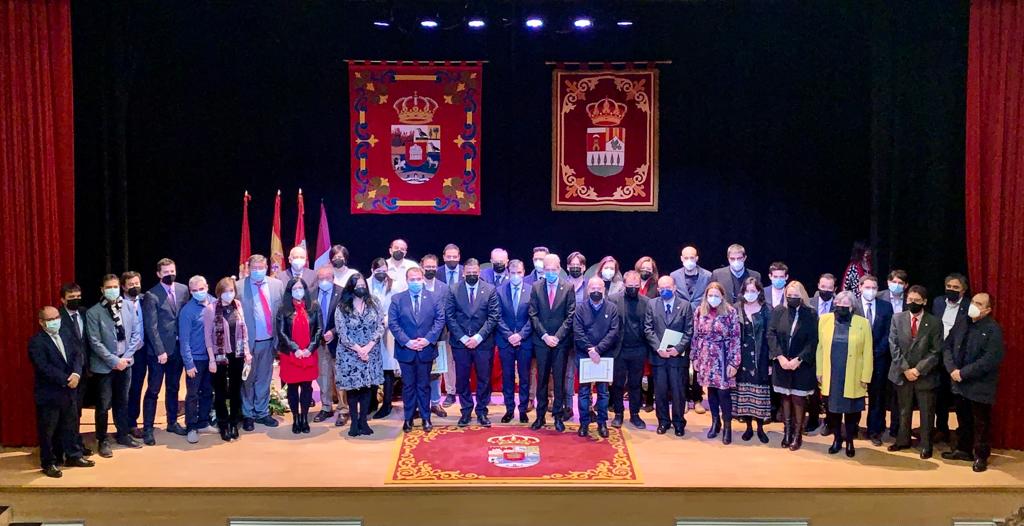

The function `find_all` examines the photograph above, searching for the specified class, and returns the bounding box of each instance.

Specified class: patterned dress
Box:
[735,303,773,419]
[334,302,386,391]
[693,308,742,390]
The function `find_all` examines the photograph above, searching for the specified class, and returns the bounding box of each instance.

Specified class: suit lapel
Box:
[45,334,68,364]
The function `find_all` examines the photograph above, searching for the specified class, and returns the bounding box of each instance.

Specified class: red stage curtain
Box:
[0,0,76,446]
[965,0,1024,450]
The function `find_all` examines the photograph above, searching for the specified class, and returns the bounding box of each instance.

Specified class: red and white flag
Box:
[313,201,331,270]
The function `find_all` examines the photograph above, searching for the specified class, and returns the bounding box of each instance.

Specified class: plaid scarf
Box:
[102,297,125,342]
[213,299,246,364]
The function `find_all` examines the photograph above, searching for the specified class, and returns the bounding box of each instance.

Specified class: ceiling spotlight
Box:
[373,20,390,27]
[420,19,439,28]
[467,18,486,29]
[573,18,592,29]
[525,17,544,29]
[616,20,633,27]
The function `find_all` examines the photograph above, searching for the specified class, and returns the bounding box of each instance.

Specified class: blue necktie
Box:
[413,295,420,315]
[867,302,874,325]
[512,286,520,308]
[320,290,329,326]
[469,286,476,305]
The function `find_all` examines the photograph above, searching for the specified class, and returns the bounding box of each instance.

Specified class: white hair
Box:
[188,275,207,289]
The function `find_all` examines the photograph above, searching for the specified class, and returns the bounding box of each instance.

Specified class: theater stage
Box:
[2,400,1023,526]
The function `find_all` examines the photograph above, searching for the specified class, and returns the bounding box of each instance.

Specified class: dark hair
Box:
[532,246,550,256]
[421,253,438,265]
[858,274,879,287]
[768,261,789,275]
[944,272,969,290]
[907,285,928,301]
[634,256,659,280]
[60,282,81,297]
[329,245,349,262]
[341,272,378,315]
[280,277,312,317]
[739,277,765,305]
[887,269,909,283]
[849,241,871,264]
[369,257,393,293]
[156,257,176,271]
[121,271,141,284]
[100,274,120,287]
[567,251,587,268]
[443,243,460,255]
[819,273,837,284]
[464,257,480,268]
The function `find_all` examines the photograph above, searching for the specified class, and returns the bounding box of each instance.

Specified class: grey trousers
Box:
[895,381,935,450]
[317,344,347,414]
[242,339,275,419]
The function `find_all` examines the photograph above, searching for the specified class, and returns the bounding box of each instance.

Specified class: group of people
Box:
[30,240,1005,479]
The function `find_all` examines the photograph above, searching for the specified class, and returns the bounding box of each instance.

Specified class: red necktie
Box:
[911,315,918,339]
[256,282,273,335]
[548,285,556,308]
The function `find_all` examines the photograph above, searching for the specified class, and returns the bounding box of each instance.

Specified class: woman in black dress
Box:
[767,281,818,451]
[735,277,773,443]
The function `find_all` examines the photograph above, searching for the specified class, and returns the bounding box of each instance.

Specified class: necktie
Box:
[548,285,556,308]
[496,274,504,286]
[320,290,329,327]
[911,315,919,339]
[665,302,671,317]
[413,295,420,316]
[512,286,520,309]
[256,282,273,335]
[449,270,455,283]
[469,286,476,305]
[71,312,81,340]
[867,302,874,325]
[167,286,177,313]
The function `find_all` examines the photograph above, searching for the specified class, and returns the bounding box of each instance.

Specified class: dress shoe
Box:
[501,411,514,423]
[335,413,347,427]
[229,423,239,439]
[707,418,721,439]
[693,403,706,415]
[828,438,843,455]
[846,440,856,457]
[656,424,670,435]
[42,465,63,478]
[130,427,144,439]
[942,450,974,461]
[457,414,472,427]
[143,429,156,446]
[81,446,94,457]
[431,404,447,418]
[920,448,933,459]
[116,435,143,449]
[722,426,733,445]
[167,422,188,436]
[312,409,334,423]
[888,444,911,452]
[519,413,529,424]
[869,434,883,447]
[530,418,546,430]
[597,423,609,438]
[442,394,457,407]
[422,419,433,432]
[478,415,492,428]
[97,440,113,458]
[674,426,685,437]
[973,458,988,472]
[242,418,255,432]
[65,457,95,468]
[554,418,566,433]
[336,413,350,427]
[630,415,647,429]
[402,420,413,432]
[361,422,375,435]
[578,425,590,437]
[372,407,392,420]
[256,416,279,427]
[611,414,624,428]
[642,403,655,413]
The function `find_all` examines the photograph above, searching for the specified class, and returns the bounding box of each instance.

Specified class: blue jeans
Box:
[185,360,214,431]
[430,374,442,405]
[578,380,609,426]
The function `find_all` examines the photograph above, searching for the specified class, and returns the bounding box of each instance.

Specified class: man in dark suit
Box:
[609,271,650,429]
[280,246,317,289]
[806,272,838,435]
[932,273,970,442]
[496,260,532,423]
[445,258,500,427]
[527,253,576,432]
[313,266,347,425]
[523,246,550,288]
[141,257,190,445]
[388,267,447,432]
[852,274,895,445]
[573,276,620,438]
[644,276,694,436]
[808,273,838,317]
[58,282,91,456]
[942,292,1004,473]
[887,285,943,458]
[710,244,762,305]
[438,243,463,285]
[481,248,510,286]
[29,306,95,478]
[421,254,451,416]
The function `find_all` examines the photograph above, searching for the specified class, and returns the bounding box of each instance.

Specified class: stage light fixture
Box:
[468,18,486,29]
[373,20,391,27]
[525,17,544,29]
[573,17,593,29]
[616,20,633,27]
[421,18,439,28]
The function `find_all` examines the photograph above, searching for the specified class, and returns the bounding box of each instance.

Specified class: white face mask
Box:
[220,291,235,303]
[682,259,697,271]
[533,259,544,272]
[729,259,745,272]
[290,258,306,271]
[743,291,759,303]
[601,268,615,280]
[861,288,877,301]
[968,303,982,320]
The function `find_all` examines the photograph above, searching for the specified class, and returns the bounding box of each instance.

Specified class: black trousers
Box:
[685,367,703,402]
[654,364,687,428]
[826,411,862,441]
[954,395,993,461]
[143,352,184,430]
[935,370,954,432]
[535,344,568,420]
[895,381,935,450]
[94,367,132,441]
[611,347,645,415]
[213,354,244,425]
[453,345,494,417]
[37,399,82,468]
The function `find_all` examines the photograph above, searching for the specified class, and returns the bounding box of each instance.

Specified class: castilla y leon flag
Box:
[269,190,284,277]
[348,62,482,215]
[313,201,331,271]
[552,68,659,211]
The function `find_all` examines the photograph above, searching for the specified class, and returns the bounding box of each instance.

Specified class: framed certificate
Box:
[579,358,614,383]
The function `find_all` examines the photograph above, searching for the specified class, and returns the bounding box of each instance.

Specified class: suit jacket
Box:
[669,266,712,309]
[887,311,943,388]
[481,267,510,287]
[85,300,143,374]
[943,315,1005,404]
[28,330,83,405]
[316,284,344,356]
[609,291,651,356]
[808,292,836,316]
[445,280,500,350]
[644,293,694,367]
[527,279,576,350]
[767,305,818,363]
[764,286,787,309]
[388,289,447,363]
[932,296,969,339]
[523,269,546,289]
[496,281,533,350]
[573,300,620,359]
[852,297,894,357]
[438,264,464,285]
[280,267,317,289]
[878,290,905,313]
[710,266,763,304]
[235,276,285,349]
[59,306,89,366]
[142,282,189,358]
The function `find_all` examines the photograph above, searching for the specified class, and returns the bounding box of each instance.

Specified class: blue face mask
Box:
[771,278,787,289]
[318,280,333,292]
[44,319,61,334]
[659,289,674,301]
[103,287,121,301]
[291,288,305,301]
[251,269,267,281]
[510,274,523,286]
[407,281,424,294]
[707,295,722,308]
[192,290,208,303]
[544,271,559,284]
[888,282,904,295]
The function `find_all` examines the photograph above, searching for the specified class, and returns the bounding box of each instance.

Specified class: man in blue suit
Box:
[573,276,621,438]
[141,258,190,445]
[481,248,510,286]
[389,267,447,432]
[852,274,895,445]
[438,243,463,285]
[496,260,532,423]
[446,258,501,427]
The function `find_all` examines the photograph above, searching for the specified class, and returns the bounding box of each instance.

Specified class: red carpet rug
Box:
[388,424,640,484]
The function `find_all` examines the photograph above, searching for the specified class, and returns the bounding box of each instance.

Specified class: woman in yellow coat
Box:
[816,290,873,458]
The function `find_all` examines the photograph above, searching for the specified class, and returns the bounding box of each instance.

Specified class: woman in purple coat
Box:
[692,282,742,444]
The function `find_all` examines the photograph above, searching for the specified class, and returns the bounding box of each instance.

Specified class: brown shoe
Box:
[335,413,349,427]
[431,404,447,418]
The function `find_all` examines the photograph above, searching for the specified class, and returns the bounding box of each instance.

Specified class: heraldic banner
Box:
[349,62,482,215]
[552,68,659,211]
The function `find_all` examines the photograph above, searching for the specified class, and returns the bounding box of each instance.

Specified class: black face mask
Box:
[625,287,639,299]
[353,287,369,298]
[835,306,852,322]
[906,302,925,314]
[127,286,141,298]
[492,263,506,273]
[464,275,480,286]
[945,289,961,302]
[373,272,387,282]
[391,250,405,261]
[786,297,802,309]
[590,291,604,303]
[639,271,652,281]
[332,259,346,269]
[818,290,834,302]
[566,267,582,278]
[65,298,82,311]
[161,274,176,285]
[423,269,437,280]
[444,261,459,270]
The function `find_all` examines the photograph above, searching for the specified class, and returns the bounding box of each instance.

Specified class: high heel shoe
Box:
[707,418,721,439]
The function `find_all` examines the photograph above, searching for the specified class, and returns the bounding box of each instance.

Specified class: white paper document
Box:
[658,329,684,350]
[579,357,614,383]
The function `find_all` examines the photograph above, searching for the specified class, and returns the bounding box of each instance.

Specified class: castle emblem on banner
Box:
[391,92,441,184]
[486,434,541,469]
[586,97,627,177]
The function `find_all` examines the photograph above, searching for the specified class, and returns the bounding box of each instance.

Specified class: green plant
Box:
[269,385,289,416]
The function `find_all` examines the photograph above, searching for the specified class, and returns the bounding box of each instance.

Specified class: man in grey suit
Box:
[280,246,317,288]
[710,243,762,305]
[86,274,144,456]
[887,285,943,458]
[670,246,712,310]
[236,254,284,431]
[142,258,190,445]
[527,253,576,432]
[644,275,694,436]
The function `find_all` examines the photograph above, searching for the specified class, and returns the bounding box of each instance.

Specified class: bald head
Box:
[316,266,333,281]
[543,253,561,271]
[587,276,605,293]
[289,246,307,259]
[39,306,59,320]
[658,275,676,289]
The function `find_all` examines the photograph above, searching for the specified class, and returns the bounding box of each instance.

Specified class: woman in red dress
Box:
[276,277,322,434]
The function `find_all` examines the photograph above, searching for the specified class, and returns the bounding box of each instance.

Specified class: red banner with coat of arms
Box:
[552,68,659,211]
[349,63,482,214]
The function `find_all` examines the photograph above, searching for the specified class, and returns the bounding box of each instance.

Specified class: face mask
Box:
[601,268,615,281]
[127,286,141,298]
[625,287,639,298]
[290,258,306,271]
[65,298,81,311]
[492,263,506,273]
[407,281,424,294]
[786,297,802,309]
[544,271,559,284]
[771,278,786,289]
[568,267,583,279]
[945,289,961,302]
[707,295,722,308]
[682,259,697,271]
[44,319,62,334]
[423,269,437,280]
[464,275,480,286]
[221,291,236,303]
[510,274,523,286]
[318,280,333,292]
[161,274,176,285]
[192,290,208,303]
[743,291,759,303]
[392,250,405,261]
[534,259,545,272]
[729,259,745,273]
[888,282,904,296]
[444,261,459,270]
[589,291,604,303]
[373,271,387,282]
[639,271,652,281]
[103,287,121,301]
[291,288,305,301]
[818,290,834,302]
[906,302,924,314]
[659,289,674,301]
[861,288,877,301]
[332,259,346,269]
[354,287,369,298]
[835,306,852,321]
[251,269,267,282]
[968,303,982,320]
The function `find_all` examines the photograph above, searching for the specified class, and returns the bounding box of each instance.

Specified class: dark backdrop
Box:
[70,0,967,301]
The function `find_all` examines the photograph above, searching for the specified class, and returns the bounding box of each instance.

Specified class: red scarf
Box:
[291,299,311,350]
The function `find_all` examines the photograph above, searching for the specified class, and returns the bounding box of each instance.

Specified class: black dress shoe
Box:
[116,435,143,449]
[65,457,95,468]
[230,423,239,439]
[220,427,232,441]
[920,448,933,459]
[888,444,911,452]
[973,458,988,472]
[846,440,856,457]
[597,423,609,438]
[373,406,392,420]
[500,411,514,423]
[402,420,414,432]
[630,415,647,429]
[242,418,255,432]
[81,446,94,457]
[97,440,113,458]
[167,422,189,436]
[431,405,447,418]
[478,415,492,427]
[530,418,546,430]
[423,419,434,432]
[143,429,156,446]
[869,434,883,447]
[257,416,279,427]
[42,465,63,478]
[611,414,624,428]
[554,419,566,433]
[347,424,360,437]
[656,424,670,435]
[674,426,685,437]
[458,414,472,427]
[519,413,529,424]
[578,425,590,437]
[130,427,144,439]
[828,438,843,455]
[942,450,974,461]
